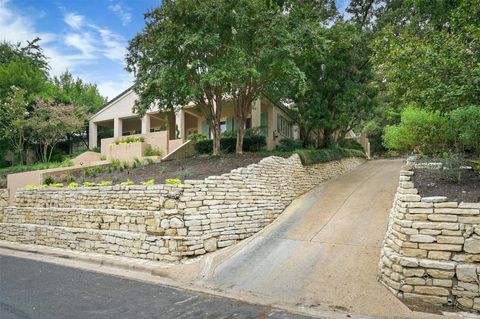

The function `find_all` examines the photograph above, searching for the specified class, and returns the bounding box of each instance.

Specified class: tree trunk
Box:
[236,117,246,154]
[211,122,221,156]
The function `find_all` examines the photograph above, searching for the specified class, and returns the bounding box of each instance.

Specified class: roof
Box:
[88,85,134,121]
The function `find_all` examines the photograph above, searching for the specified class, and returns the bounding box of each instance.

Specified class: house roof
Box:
[89,85,134,121]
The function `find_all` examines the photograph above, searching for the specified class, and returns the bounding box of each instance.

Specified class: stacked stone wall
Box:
[379,157,480,312]
[0,155,365,262]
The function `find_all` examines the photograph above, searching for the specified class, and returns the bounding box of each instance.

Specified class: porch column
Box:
[114,117,123,138]
[89,122,98,149]
[175,109,185,140]
[141,114,151,134]
[252,99,261,128]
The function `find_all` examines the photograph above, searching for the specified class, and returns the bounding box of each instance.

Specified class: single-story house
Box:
[88,87,300,160]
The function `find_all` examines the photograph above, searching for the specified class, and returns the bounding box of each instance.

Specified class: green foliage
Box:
[60,173,76,183]
[187,133,208,142]
[196,136,266,154]
[43,175,55,185]
[112,137,145,145]
[67,182,79,188]
[48,183,64,188]
[41,70,107,114]
[82,166,105,177]
[97,180,113,186]
[92,146,101,153]
[276,138,302,152]
[165,179,181,185]
[110,160,131,171]
[437,153,466,184]
[120,179,134,186]
[179,170,191,181]
[142,179,155,186]
[337,139,364,152]
[447,106,480,153]
[83,182,96,187]
[372,0,480,113]
[383,106,448,155]
[145,146,162,156]
[296,148,365,165]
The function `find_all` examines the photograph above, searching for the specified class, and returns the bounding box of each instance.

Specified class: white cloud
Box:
[0,0,132,99]
[108,3,131,26]
[64,32,96,57]
[97,28,127,62]
[64,12,84,30]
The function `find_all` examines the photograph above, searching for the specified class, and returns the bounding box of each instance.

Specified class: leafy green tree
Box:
[371,0,480,113]
[286,21,378,147]
[448,106,480,154]
[43,71,107,114]
[383,106,448,154]
[0,88,30,164]
[0,38,49,101]
[28,101,87,162]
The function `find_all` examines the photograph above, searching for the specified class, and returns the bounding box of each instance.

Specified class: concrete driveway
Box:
[193,159,453,318]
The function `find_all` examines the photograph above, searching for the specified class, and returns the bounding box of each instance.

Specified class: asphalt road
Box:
[0,255,312,319]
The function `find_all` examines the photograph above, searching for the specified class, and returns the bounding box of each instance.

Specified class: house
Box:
[88,87,299,160]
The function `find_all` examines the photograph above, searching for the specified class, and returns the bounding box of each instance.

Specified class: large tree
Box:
[371,0,480,113]
[0,88,30,165]
[285,20,378,147]
[126,0,311,154]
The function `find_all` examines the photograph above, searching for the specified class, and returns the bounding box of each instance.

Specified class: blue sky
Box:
[0,0,348,100]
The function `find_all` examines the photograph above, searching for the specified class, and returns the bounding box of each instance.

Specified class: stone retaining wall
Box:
[378,157,480,312]
[0,155,365,262]
[0,189,8,211]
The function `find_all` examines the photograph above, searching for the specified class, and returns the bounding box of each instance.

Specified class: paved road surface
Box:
[0,255,312,319]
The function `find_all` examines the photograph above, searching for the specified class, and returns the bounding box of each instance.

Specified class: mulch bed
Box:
[412,166,480,203]
[74,153,268,185]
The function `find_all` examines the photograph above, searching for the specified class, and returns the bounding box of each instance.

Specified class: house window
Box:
[277,114,292,138]
[220,121,227,133]
[245,118,251,129]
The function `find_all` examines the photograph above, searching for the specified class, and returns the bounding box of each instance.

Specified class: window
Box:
[277,114,292,138]
[220,121,227,133]
[245,118,251,129]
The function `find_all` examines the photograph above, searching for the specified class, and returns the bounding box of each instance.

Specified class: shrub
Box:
[187,133,208,142]
[338,139,364,152]
[111,137,145,146]
[220,130,236,138]
[91,146,101,153]
[60,173,76,183]
[383,106,448,155]
[195,136,267,154]
[49,183,64,188]
[120,179,134,186]
[165,178,181,185]
[436,152,466,183]
[297,148,365,165]
[43,175,55,185]
[67,182,79,188]
[141,179,155,186]
[145,146,162,157]
[97,180,113,186]
[276,138,302,152]
[448,106,480,154]
[83,182,96,187]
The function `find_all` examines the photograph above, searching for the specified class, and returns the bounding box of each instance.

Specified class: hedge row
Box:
[196,136,267,154]
[296,147,366,165]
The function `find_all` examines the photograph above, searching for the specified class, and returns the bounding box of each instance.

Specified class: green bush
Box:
[276,138,302,152]
[338,139,364,152]
[67,182,79,188]
[43,175,55,185]
[165,178,181,185]
[187,133,208,142]
[60,173,76,183]
[195,136,267,154]
[448,106,480,154]
[83,182,96,187]
[296,148,365,165]
[145,146,162,156]
[97,180,113,186]
[141,179,155,186]
[120,179,134,186]
[383,106,448,155]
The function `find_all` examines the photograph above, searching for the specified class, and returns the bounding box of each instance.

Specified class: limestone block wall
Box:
[0,189,8,212]
[0,155,365,262]
[378,157,480,312]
